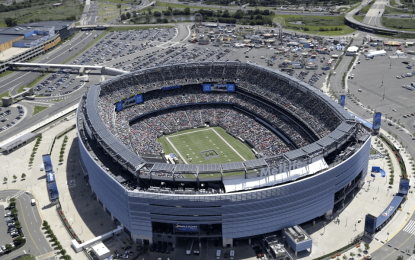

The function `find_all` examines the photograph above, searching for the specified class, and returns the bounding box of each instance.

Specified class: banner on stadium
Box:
[116,101,123,112]
[339,95,346,107]
[212,84,227,91]
[226,83,235,92]
[135,94,143,104]
[174,224,199,233]
[202,84,211,92]
[373,112,382,130]
[122,96,136,109]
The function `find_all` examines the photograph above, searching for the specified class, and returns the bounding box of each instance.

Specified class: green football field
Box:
[158,127,256,178]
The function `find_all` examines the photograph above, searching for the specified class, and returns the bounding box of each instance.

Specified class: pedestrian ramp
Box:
[403,220,415,236]
[36,251,55,260]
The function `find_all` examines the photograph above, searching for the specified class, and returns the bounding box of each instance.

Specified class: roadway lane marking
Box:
[31,206,38,222]
[17,197,42,255]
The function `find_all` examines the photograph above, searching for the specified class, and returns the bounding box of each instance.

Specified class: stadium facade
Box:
[77,62,370,247]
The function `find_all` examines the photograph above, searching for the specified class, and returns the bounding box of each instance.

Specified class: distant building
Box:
[0,20,75,73]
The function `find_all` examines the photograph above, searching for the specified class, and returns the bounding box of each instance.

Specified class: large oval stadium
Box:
[76,62,370,249]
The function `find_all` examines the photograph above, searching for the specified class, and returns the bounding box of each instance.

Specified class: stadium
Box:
[76,62,370,252]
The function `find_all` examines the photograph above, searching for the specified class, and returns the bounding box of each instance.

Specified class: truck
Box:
[402,85,414,90]
[186,239,194,255]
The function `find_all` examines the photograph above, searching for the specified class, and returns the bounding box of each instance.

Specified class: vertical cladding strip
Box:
[78,137,131,231]
[127,193,153,237]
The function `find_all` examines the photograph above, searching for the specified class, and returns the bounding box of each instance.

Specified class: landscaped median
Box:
[42,220,72,260]
[56,203,82,245]
[380,134,408,179]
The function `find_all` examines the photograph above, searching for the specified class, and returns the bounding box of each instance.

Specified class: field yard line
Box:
[166,136,188,164]
[210,128,246,161]
[168,128,212,137]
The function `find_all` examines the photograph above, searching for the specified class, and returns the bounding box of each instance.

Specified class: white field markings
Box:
[210,128,246,161]
[167,128,246,162]
[165,136,188,164]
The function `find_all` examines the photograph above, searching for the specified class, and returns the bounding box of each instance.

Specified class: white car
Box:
[1,245,5,251]
[25,191,31,195]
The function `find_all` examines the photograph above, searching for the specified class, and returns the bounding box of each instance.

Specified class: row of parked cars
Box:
[0,107,23,132]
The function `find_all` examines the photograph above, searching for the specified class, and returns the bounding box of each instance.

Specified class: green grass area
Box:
[0,70,14,79]
[2,0,83,25]
[382,17,415,29]
[275,14,355,35]
[52,99,63,102]
[360,2,374,14]
[158,127,256,178]
[33,106,48,116]
[336,7,348,12]
[156,1,221,10]
[347,3,362,13]
[354,14,364,22]
[97,2,130,23]
[370,148,377,155]
[384,5,414,14]
[390,0,399,6]
[97,0,140,4]
[16,255,35,260]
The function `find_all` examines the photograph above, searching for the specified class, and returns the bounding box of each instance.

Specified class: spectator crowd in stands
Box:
[97,63,341,159]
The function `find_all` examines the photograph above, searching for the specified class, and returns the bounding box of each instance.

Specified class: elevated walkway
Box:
[9,62,127,76]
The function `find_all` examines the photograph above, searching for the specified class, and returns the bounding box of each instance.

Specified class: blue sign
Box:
[174,224,199,233]
[162,84,181,91]
[135,94,143,104]
[116,101,123,112]
[373,112,382,130]
[203,84,211,92]
[226,83,235,92]
[340,95,346,107]
[364,214,377,234]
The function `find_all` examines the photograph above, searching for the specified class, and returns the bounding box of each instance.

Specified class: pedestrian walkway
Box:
[402,220,415,236]
[6,190,25,201]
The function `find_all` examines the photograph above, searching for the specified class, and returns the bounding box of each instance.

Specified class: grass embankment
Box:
[384,5,414,14]
[381,17,415,30]
[353,14,364,22]
[33,106,48,116]
[390,0,400,6]
[360,2,374,14]
[108,25,175,31]
[0,70,14,79]
[1,0,83,26]
[97,2,130,23]
[155,1,221,10]
[97,0,140,4]
[277,14,355,36]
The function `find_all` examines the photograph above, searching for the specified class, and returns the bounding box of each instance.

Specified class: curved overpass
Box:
[345,1,415,35]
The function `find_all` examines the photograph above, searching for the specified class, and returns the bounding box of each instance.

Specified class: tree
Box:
[3,177,7,182]
[116,3,121,8]
[14,236,24,246]
[126,12,131,19]
[154,11,161,17]
[343,255,347,260]
[223,10,230,17]
[350,252,355,256]
[4,18,16,27]
[43,220,49,227]
[397,256,404,260]
[60,249,66,255]
[120,13,126,20]
[184,7,190,15]
[63,255,72,260]
[21,173,26,179]
[5,244,12,251]
[364,243,370,250]
[9,201,16,208]
[13,175,17,181]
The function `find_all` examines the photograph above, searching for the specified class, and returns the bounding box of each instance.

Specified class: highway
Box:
[362,0,388,26]
[0,190,54,260]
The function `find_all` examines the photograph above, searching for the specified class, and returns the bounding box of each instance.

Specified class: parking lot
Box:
[33,69,85,97]
[0,204,18,254]
[0,106,25,133]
